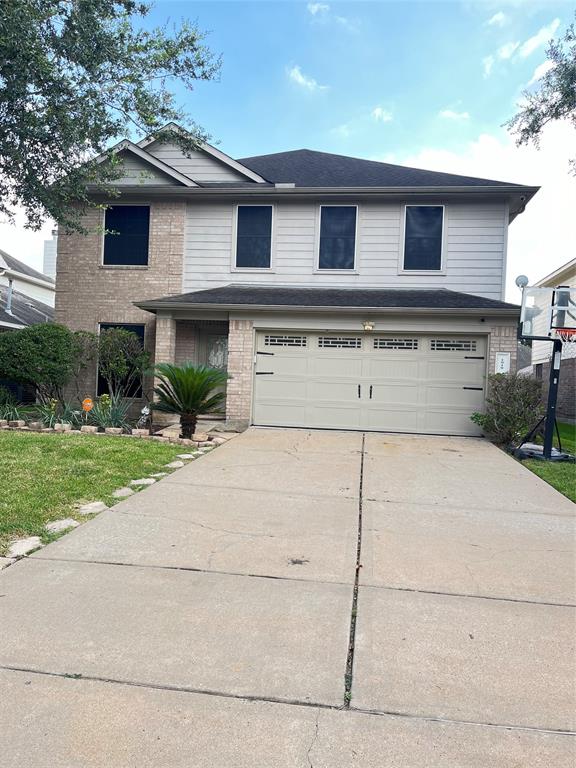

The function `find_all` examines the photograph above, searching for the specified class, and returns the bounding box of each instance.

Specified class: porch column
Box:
[154,314,177,366]
[226,318,254,426]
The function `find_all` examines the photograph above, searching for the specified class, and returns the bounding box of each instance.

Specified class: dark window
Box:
[319,206,356,270]
[403,206,443,271]
[236,206,272,268]
[97,323,145,397]
[103,206,150,266]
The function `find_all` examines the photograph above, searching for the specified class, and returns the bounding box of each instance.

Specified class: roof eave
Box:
[135,300,520,316]
[89,184,539,196]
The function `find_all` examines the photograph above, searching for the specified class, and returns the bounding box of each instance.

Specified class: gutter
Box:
[134,300,520,316]
[0,267,55,292]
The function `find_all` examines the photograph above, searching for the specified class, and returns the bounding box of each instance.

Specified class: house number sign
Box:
[495,352,511,374]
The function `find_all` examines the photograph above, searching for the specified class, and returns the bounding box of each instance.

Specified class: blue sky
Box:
[144,0,569,165]
[3,0,575,298]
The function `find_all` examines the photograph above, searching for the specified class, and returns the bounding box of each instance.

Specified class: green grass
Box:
[523,421,576,503]
[0,431,186,554]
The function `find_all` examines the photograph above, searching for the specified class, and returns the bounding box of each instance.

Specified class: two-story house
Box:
[55,124,538,436]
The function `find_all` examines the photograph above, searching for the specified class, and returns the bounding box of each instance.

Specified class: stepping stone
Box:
[150,472,168,478]
[0,557,15,570]
[112,487,135,499]
[130,478,156,486]
[45,519,80,534]
[165,460,185,469]
[8,537,42,558]
[78,501,108,516]
[176,454,197,460]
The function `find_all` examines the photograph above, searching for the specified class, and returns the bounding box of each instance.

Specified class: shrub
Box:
[88,393,132,430]
[471,373,544,446]
[0,323,96,402]
[98,328,150,398]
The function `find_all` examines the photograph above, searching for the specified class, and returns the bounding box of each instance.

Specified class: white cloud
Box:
[439,109,470,121]
[332,124,351,138]
[0,211,54,273]
[517,18,561,58]
[398,121,576,300]
[371,107,393,123]
[527,60,555,86]
[483,55,495,78]
[307,2,329,16]
[487,11,508,28]
[287,65,328,92]
[497,41,520,60]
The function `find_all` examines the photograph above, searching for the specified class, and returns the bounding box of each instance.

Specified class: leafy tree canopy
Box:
[0,0,220,230]
[506,13,576,173]
[98,327,150,397]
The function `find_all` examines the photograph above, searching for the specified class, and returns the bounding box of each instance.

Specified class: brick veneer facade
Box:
[226,319,254,424]
[55,201,185,399]
[536,357,576,422]
[487,324,518,374]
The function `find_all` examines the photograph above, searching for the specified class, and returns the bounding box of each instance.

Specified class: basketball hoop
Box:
[557,328,576,344]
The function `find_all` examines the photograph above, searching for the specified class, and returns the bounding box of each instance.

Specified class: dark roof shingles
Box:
[238,149,523,189]
[0,249,54,283]
[141,285,518,311]
[0,286,54,327]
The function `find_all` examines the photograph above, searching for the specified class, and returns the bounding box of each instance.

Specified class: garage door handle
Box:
[369,385,373,399]
[255,372,274,375]
[358,385,361,398]
[465,356,485,359]
[257,351,274,356]
[462,386,483,390]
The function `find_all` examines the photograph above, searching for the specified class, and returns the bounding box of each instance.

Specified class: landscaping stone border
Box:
[0,419,234,449]
[1,430,239,568]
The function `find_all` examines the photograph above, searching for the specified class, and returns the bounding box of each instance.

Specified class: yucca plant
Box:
[88,392,132,430]
[152,363,228,439]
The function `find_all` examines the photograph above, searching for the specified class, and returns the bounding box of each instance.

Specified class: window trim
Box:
[399,204,446,275]
[231,203,275,272]
[96,322,146,398]
[100,204,151,269]
[315,204,359,273]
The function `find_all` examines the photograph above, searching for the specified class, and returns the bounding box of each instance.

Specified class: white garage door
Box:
[253,332,487,436]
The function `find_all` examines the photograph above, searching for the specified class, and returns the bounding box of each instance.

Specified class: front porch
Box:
[153,315,253,428]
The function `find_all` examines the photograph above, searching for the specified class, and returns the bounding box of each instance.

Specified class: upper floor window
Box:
[235,205,273,269]
[318,206,357,270]
[103,206,150,266]
[403,205,444,271]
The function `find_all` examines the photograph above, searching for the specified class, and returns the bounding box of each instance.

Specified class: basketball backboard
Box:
[519,285,576,340]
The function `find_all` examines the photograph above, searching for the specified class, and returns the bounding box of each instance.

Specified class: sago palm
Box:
[152,363,228,439]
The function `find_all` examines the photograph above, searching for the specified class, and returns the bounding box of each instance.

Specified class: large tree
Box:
[0,1,220,230]
[506,13,576,172]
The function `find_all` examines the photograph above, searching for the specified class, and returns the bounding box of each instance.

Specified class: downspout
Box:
[6,276,14,315]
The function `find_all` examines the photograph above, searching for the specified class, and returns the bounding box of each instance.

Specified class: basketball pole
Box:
[542,338,563,460]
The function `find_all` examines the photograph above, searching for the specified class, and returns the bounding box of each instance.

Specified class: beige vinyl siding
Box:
[116,153,177,185]
[146,141,249,182]
[183,201,507,300]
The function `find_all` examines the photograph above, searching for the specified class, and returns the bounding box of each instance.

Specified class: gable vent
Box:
[431,339,477,352]
[264,334,307,347]
[318,336,362,349]
[374,338,419,350]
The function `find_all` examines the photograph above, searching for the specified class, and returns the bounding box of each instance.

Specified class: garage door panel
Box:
[253,332,487,436]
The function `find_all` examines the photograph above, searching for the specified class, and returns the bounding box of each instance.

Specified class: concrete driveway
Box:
[0,429,574,766]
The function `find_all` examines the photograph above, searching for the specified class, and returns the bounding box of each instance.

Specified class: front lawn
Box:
[0,431,185,554]
[522,421,576,504]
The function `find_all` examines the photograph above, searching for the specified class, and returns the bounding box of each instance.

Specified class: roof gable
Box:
[100,140,198,187]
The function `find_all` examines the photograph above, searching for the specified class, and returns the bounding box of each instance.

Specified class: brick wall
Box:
[55,201,185,399]
[487,324,518,374]
[536,357,576,422]
[226,319,254,424]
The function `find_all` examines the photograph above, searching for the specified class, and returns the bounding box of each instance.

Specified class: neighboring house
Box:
[55,124,538,436]
[0,249,55,308]
[43,229,58,279]
[530,258,576,422]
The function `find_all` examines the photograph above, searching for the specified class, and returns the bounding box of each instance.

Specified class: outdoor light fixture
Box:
[362,320,375,332]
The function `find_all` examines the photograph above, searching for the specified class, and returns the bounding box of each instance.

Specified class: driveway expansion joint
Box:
[360,583,576,609]
[344,432,365,708]
[2,664,573,737]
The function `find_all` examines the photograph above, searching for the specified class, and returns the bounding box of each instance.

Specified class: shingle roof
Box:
[238,149,524,189]
[0,286,54,328]
[137,285,519,312]
[0,249,55,284]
